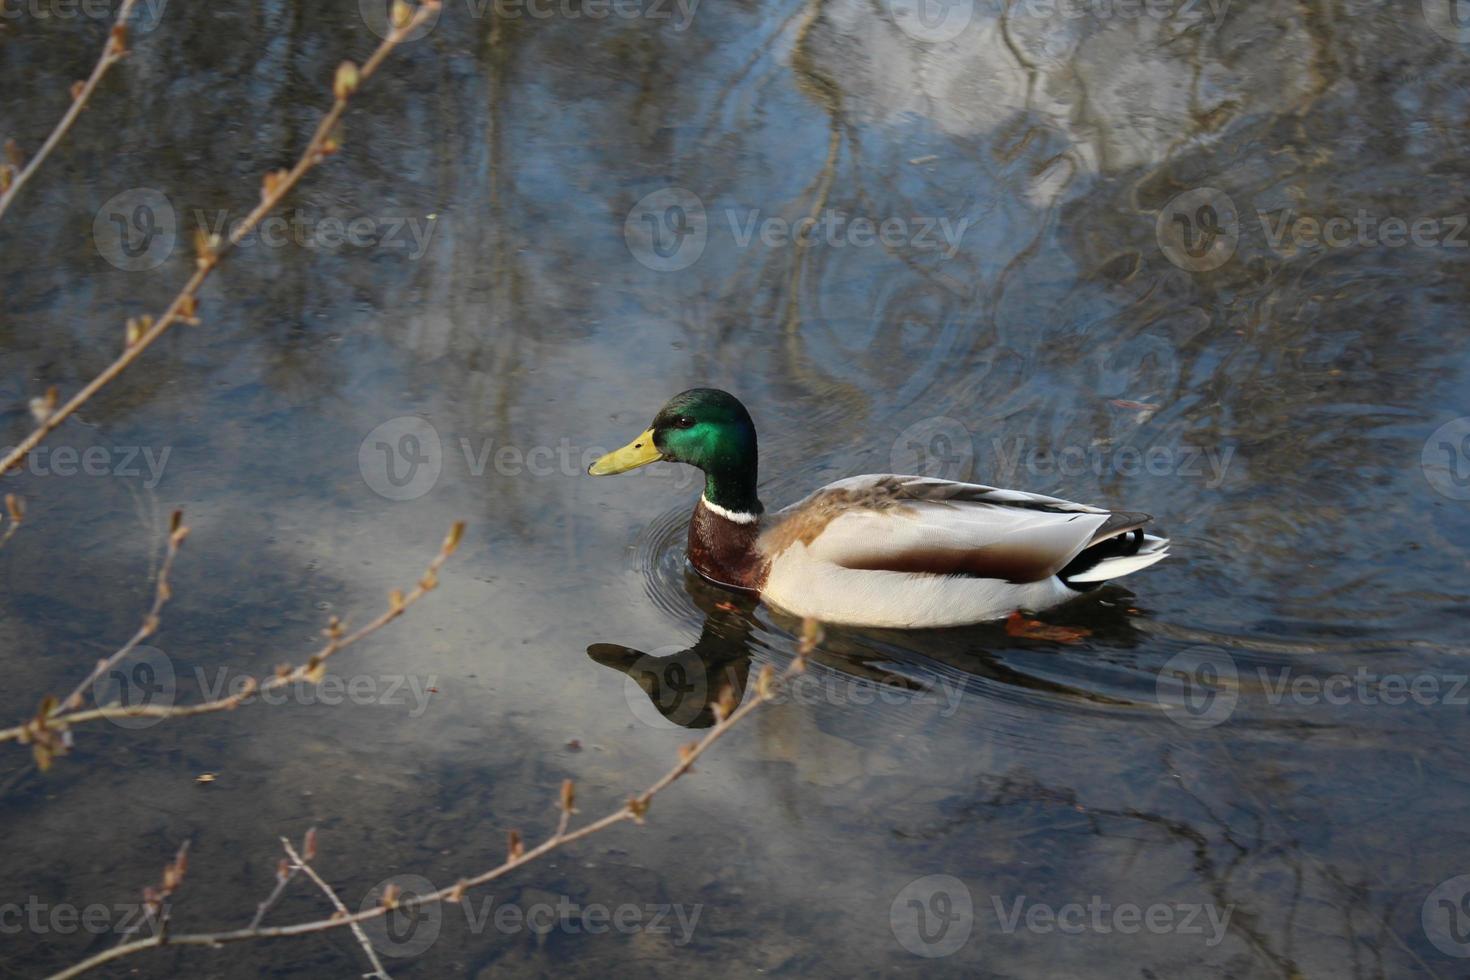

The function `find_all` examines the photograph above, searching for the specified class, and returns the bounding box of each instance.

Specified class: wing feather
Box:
[760,474,1146,584]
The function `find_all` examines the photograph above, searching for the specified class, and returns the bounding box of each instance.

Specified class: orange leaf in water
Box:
[1004,611,1091,644]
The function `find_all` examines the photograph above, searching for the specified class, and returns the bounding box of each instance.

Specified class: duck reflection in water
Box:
[589,572,1149,731]
[587,572,761,729]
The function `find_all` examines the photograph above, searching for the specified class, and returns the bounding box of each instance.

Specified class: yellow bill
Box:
[589,428,662,475]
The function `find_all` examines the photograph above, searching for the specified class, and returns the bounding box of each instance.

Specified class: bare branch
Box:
[0,493,24,551]
[282,834,392,980]
[0,521,464,749]
[0,0,443,480]
[0,0,140,224]
[44,636,818,980]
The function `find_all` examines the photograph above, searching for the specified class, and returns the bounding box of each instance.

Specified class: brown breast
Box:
[687,500,769,595]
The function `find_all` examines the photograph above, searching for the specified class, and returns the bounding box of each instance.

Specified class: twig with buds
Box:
[0,520,465,768]
[0,0,140,224]
[0,0,442,483]
[281,833,393,980]
[0,494,24,550]
[45,620,825,980]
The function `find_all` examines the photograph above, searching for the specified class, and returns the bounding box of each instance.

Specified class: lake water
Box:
[2,0,1470,976]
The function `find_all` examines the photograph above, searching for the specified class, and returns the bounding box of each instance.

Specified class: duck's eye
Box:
[673,416,696,429]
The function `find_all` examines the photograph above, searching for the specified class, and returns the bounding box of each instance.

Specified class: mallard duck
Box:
[589,388,1169,629]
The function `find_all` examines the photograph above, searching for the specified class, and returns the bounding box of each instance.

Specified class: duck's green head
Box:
[589,388,761,514]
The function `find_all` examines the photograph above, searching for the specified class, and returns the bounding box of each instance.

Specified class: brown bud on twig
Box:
[3,139,21,168]
[444,521,465,556]
[678,743,697,766]
[193,227,216,269]
[108,23,129,57]
[560,778,576,814]
[333,61,360,101]
[35,695,58,725]
[507,829,524,860]
[178,293,199,324]
[756,664,775,700]
[391,0,413,29]
[380,883,401,910]
[5,494,23,524]
[713,684,737,723]
[799,617,823,656]
[29,386,58,425]
[170,509,183,534]
[388,589,405,613]
[626,796,649,824]
[302,827,318,862]
[303,656,326,685]
[70,80,85,101]
[448,880,467,904]
[260,168,288,204]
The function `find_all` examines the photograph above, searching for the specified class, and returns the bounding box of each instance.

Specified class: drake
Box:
[588,388,1169,629]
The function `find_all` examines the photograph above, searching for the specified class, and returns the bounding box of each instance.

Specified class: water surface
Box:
[2,0,1469,976]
